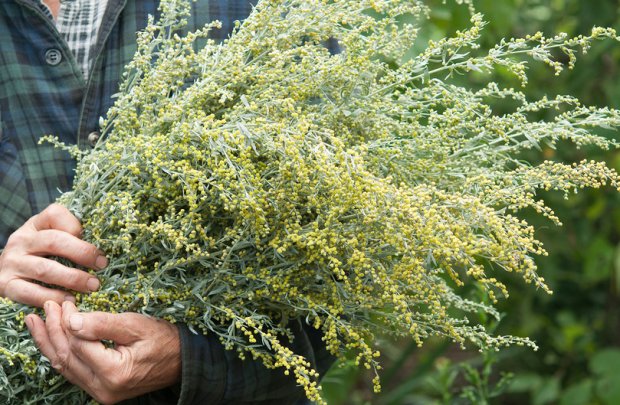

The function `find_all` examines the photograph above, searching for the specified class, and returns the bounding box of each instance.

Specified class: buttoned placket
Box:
[76,0,128,149]
[16,0,128,150]
[15,0,87,149]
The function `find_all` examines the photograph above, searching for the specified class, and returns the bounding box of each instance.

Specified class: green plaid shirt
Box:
[0,1,333,403]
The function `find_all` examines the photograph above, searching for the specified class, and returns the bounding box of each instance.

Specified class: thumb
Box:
[62,301,142,345]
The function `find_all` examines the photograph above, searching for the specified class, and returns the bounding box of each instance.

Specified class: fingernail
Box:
[95,255,108,269]
[44,301,50,312]
[86,278,100,292]
[62,300,73,311]
[64,295,76,303]
[25,316,33,330]
[69,314,83,331]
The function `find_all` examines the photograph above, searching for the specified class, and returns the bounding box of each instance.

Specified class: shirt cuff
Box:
[177,324,227,405]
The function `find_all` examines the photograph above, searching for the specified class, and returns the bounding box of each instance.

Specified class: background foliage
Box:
[321,0,620,403]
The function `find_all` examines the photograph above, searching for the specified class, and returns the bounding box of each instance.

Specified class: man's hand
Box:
[26,301,181,405]
[0,204,105,307]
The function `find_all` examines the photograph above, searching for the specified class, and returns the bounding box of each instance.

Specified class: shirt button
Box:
[88,131,100,147]
[45,48,63,66]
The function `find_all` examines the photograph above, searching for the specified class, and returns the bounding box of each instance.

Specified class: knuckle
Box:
[0,255,20,296]
[76,243,95,261]
[1,251,19,270]
[66,270,86,290]
[51,352,68,373]
[0,277,15,298]
[48,204,82,234]
[31,266,45,281]
[57,349,69,364]
[68,337,85,354]
[6,230,29,249]
[45,204,65,219]
[42,233,61,252]
[34,260,55,280]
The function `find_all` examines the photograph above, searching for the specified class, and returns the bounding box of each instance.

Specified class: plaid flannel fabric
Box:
[38,0,110,79]
[0,1,332,403]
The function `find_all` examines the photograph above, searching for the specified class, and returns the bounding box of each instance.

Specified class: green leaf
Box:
[506,373,543,393]
[533,377,560,405]
[320,360,361,405]
[560,379,593,405]
[595,375,620,405]
[590,348,620,376]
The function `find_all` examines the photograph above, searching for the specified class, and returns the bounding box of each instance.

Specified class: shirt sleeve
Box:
[121,320,335,405]
[0,138,32,248]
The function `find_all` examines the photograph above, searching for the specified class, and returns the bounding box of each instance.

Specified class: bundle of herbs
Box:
[1,0,620,403]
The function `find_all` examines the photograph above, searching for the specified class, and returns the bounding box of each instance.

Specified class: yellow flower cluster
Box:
[2,0,620,403]
[0,298,90,403]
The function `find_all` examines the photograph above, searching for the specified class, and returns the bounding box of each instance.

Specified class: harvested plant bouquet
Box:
[2,0,620,403]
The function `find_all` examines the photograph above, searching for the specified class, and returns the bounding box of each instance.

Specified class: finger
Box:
[5,279,75,308]
[25,314,56,360]
[17,256,100,293]
[29,229,108,270]
[64,304,142,345]
[43,301,94,381]
[62,302,122,374]
[68,333,121,379]
[28,204,82,236]
[26,312,84,385]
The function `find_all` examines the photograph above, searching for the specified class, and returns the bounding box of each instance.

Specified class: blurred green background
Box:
[320,1,620,404]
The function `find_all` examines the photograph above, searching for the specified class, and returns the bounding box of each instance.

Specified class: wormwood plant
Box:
[1,0,620,403]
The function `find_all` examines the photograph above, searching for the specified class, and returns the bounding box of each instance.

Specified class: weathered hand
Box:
[0,204,105,307]
[26,301,181,405]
